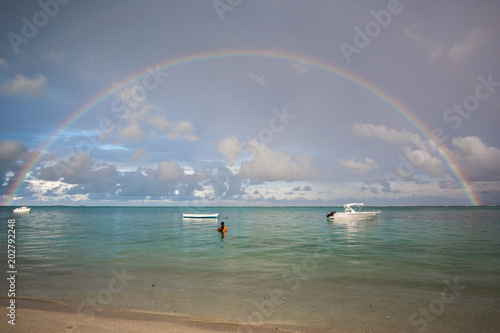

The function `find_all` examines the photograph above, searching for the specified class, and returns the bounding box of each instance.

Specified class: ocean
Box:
[1,206,499,332]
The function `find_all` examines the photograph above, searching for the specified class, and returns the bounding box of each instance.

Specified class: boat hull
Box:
[328,211,379,220]
[13,207,31,213]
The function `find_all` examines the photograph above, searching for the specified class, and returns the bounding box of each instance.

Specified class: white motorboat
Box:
[327,203,380,220]
[183,213,219,219]
[13,206,31,213]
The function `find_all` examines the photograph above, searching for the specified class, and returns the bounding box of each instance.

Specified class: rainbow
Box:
[2,49,481,206]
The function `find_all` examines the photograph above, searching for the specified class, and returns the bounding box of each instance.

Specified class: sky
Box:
[0,0,499,206]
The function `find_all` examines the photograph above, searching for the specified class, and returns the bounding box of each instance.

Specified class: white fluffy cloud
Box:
[403,147,445,178]
[352,123,446,177]
[218,136,242,165]
[0,73,47,96]
[148,115,198,140]
[239,140,320,182]
[157,160,184,182]
[120,122,144,141]
[452,136,500,181]
[218,136,321,182]
[166,121,198,141]
[338,157,378,175]
[352,122,423,146]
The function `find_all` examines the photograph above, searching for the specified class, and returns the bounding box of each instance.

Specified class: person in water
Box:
[327,211,336,218]
[218,221,227,232]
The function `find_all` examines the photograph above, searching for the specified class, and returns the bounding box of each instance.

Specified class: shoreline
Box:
[1,297,340,333]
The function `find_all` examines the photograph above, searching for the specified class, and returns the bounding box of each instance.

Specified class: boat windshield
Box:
[344,203,364,212]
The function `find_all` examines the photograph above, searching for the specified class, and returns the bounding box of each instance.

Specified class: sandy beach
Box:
[1,298,339,333]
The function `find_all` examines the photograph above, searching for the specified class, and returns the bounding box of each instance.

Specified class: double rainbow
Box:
[2,49,481,206]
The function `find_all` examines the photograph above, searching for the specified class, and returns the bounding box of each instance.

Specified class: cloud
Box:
[292,186,312,191]
[166,121,198,141]
[404,28,445,62]
[218,136,241,164]
[114,86,197,142]
[448,26,484,64]
[0,141,29,182]
[148,114,170,130]
[116,84,148,109]
[46,50,67,63]
[352,123,423,146]
[292,58,309,74]
[405,26,486,64]
[0,74,47,96]
[0,140,29,162]
[35,152,122,199]
[352,123,446,177]
[34,152,211,200]
[247,72,266,86]
[338,157,378,175]
[361,177,397,194]
[120,122,144,141]
[428,43,445,62]
[452,136,500,181]
[209,167,244,197]
[130,149,148,162]
[0,58,8,68]
[402,147,445,177]
[157,160,184,182]
[148,115,197,141]
[239,140,320,182]
[439,179,461,190]
[37,152,96,183]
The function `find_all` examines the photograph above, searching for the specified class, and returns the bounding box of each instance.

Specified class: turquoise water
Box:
[1,206,499,332]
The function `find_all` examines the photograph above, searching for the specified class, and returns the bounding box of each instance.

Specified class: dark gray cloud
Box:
[0,140,28,172]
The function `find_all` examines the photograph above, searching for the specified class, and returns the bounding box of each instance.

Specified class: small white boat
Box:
[327,203,380,220]
[13,206,31,213]
[183,213,219,219]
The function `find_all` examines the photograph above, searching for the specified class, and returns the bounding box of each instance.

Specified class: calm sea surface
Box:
[1,206,499,332]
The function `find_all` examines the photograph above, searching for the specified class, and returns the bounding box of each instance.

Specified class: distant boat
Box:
[13,206,31,213]
[327,203,380,220]
[183,213,219,219]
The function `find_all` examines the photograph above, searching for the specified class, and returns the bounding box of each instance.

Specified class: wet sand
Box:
[0,298,340,333]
